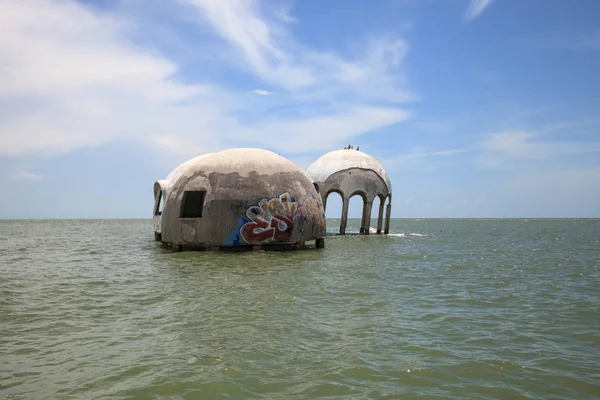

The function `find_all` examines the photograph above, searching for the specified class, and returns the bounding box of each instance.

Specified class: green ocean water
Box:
[1,218,599,399]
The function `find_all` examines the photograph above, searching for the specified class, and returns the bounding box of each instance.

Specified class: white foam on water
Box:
[387,233,427,237]
[326,229,427,237]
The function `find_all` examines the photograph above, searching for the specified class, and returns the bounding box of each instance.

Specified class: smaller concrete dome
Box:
[306,149,392,236]
[154,148,326,250]
[306,149,392,193]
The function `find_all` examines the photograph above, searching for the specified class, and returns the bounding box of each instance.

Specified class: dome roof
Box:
[165,148,307,181]
[192,148,304,177]
[165,153,214,185]
[306,150,392,192]
[164,148,308,185]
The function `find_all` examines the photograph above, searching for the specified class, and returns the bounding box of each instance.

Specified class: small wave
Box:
[326,232,427,238]
[388,233,427,237]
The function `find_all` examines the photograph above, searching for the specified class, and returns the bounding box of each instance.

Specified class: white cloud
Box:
[150,135,209,156]
[483,131,600,158]
[0,1,200,100]
[7,169,57,182]
[270,1,297,24]
[16,171,44,181]
[0,0,411,158]
[0,0,230,156]
[249,89,273,96]
[244,107,410,153]
[477,131,600,168]
[182,0,413,102]
[400,149,469,159]
[382,148,468,170]
[183,0,315,89]
[464,0,493,21]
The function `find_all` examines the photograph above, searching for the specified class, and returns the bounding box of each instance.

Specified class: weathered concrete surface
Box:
[153,148,326,250]
[376,201,385,234]
[306,150,392,235]
[307,150,392,193]
[153,153,215,241]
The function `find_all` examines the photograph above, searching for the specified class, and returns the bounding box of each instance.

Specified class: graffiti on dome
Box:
[225,192,324,245]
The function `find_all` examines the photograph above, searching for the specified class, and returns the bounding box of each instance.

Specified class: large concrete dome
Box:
[153,148,326,250]
[306,149,392,235]
[164,153,215,184]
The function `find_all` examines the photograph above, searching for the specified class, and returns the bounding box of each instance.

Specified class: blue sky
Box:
[1,0,599,218]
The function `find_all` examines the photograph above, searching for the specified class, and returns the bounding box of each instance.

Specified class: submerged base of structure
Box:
[159,239,325,252]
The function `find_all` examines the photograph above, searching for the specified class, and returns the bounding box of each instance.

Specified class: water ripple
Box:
[1,219,599,399]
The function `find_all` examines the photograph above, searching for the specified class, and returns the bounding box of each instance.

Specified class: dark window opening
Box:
[180,190,206,218]
[155,191,164,216]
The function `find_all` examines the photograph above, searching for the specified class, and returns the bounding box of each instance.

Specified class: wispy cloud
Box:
[11,170,55,181]
[244,107,410,154]
[529,30,600,51]
[477,131,600,168]
[249,89,273,96]
[150,135,209,157]
[183,0,315,89]
[464,0,493,21]
[0,0,412,157]
[17,171,44,181]
[182,0,414,102]
[382,148,468,170]
[0,0,229,155]
[399,149,469,159]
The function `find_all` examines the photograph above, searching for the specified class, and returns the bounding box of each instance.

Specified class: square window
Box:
[180,191,206,218]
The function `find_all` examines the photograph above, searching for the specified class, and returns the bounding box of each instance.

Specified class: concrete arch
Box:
[307,150,392,235]
[384,194,392,234]
[323,189,346,235]
[324,188,345,209]
[374,194,386,234]
[348,189,368,202]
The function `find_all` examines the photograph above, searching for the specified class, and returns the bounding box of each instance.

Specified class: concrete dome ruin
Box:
[153,147,393,251]
[306,149,392,235]
[153,148,326,251]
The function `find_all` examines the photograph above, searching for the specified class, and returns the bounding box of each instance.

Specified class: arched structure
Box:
[306,150,392,235]
[153,148,326,251]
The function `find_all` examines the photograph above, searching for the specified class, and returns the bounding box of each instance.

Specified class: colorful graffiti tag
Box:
[225,192,324,245]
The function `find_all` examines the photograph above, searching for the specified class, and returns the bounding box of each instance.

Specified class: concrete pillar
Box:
[359,200,366,234]
[361,200,373,234]
[376,200,385,234]
[340,198,349,235]
[384,203,392,234]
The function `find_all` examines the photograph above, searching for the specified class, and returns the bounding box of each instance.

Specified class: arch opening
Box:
[371,195,385,234]
[348,193,366,234]
[324,191,343,235]
[384,194,392,234]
